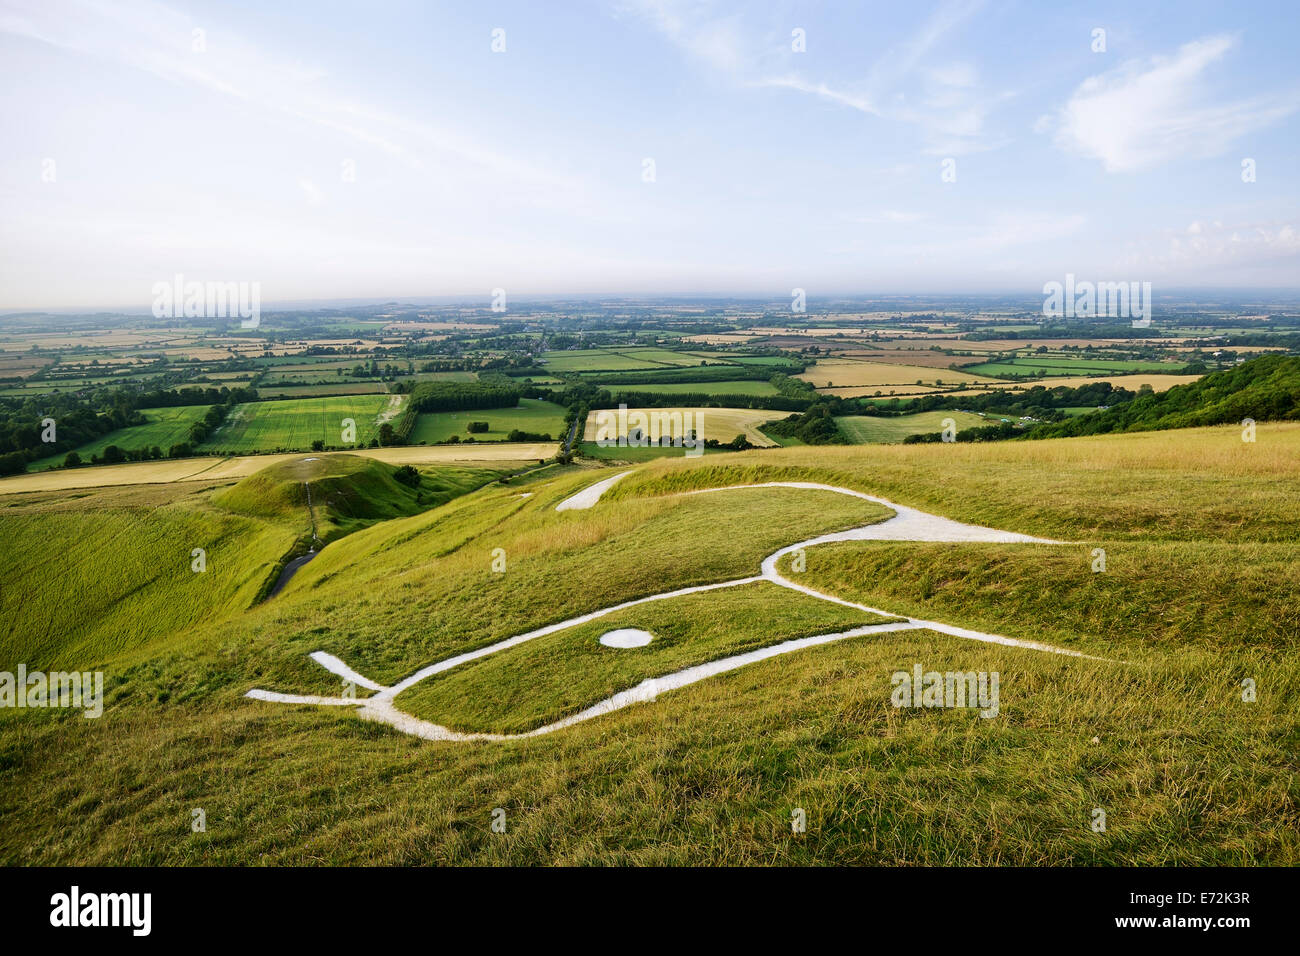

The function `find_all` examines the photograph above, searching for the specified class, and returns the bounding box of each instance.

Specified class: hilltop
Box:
[1028,354,1300,438]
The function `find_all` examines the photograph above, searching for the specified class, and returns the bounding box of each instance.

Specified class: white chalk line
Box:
[355,621,924,742]
[310,651,389,691]
[248,479,1100,740]
[554,471,631,511]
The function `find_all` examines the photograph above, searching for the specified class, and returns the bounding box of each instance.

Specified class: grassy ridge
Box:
[1029,354,1300,437]
[0,485,294,670]
[780,541,1300,658]
[607,424,1300,542]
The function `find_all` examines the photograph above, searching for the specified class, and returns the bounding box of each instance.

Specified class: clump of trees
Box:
[763,403,846,444]
[1026,355,1300,438]
[402,381,520,412]
[393,464,420,487]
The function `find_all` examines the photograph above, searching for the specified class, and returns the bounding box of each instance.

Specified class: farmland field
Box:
[962,357,1184,377]
[582,406,780,447]
[28,406,204,470]
[834,410,989,443]
[604,379,779,397]
[407,398,568,443]
[943,374,1203,395]
[798,358,994,389]
[538,347,718,373]
[254,382,389,398]
[576,440,726,460]
[0,444,559,495]
[199,395,397,453]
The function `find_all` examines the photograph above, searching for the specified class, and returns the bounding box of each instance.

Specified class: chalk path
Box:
[247,475,1095,741]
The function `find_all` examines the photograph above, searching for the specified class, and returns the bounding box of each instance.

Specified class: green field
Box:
[29,406,204,470]
[199,395,397,453]
[834,410,989,443]
[407,398,567,444]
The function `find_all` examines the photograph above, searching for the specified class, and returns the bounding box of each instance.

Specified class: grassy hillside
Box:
[398,583,900,734]
[0,456,508,674]
[1029,354,1300,437]
[0,482,294,671]
[0,426,1296,864]
[212,453,504,540]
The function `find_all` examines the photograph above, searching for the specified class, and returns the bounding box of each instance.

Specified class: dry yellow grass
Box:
[0,444,557,495]
[798,358,995,389]
[583,406,778,446]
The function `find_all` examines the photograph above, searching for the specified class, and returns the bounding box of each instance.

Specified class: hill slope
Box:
[1,429,1297,865]
[1029,354,1300,438]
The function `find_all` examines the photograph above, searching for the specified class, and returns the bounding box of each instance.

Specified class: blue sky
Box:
[1,0,1297,309]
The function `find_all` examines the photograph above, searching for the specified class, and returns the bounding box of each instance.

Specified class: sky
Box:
[1,0,1298,310]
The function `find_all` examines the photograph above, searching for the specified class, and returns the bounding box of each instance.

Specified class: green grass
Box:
[0,425,1296,864]
[0,482,294,670]
[198,395,396,453]
[834,410,989,443]
[778,540,1299,658]
[272,482,887,681]
[407,398,567,443]
[28,406,204,470]
[213,453,506,540]
[397,582,899,734]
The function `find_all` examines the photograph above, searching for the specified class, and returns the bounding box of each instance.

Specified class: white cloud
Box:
[1051,34,1296,172]
[623,0,1007,155]
[298,179,323,206]
[1123,218,1300,273]
[754,75,876,115]
[0,0,580,196]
